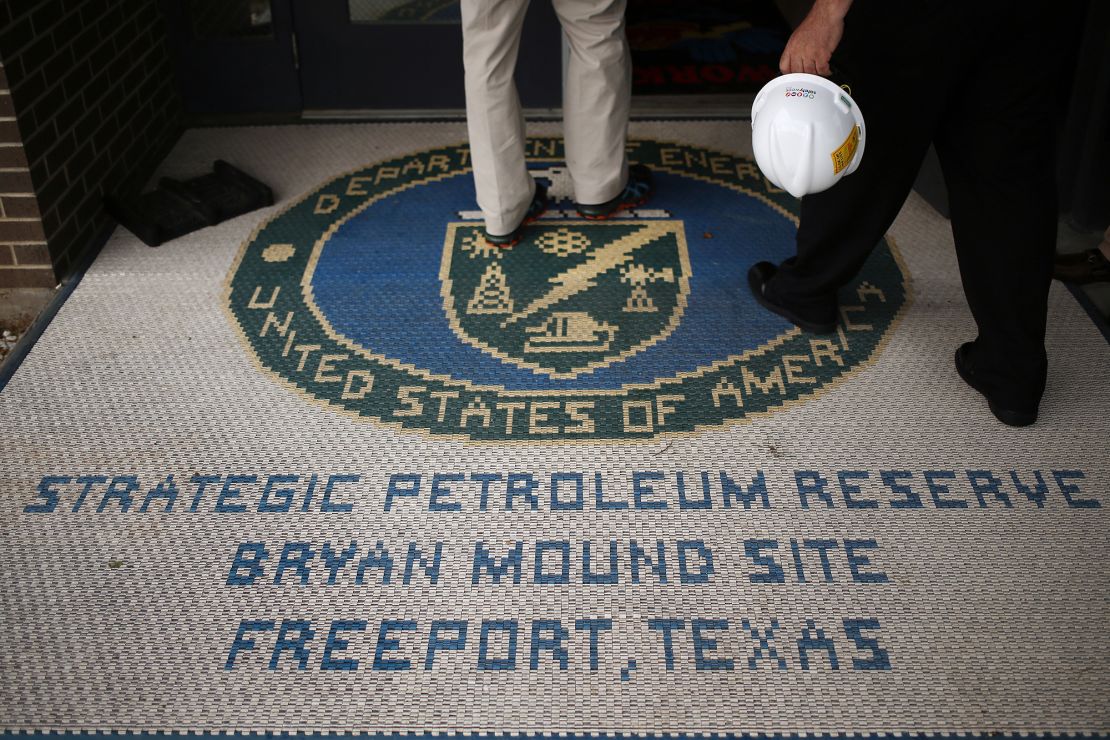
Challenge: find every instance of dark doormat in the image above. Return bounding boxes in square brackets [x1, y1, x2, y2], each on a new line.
[628, 0, 791, 95]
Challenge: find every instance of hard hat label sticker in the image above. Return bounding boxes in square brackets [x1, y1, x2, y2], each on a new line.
[831, 125, 861, 175]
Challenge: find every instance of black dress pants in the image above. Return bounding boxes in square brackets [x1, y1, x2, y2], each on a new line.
[765, 1, 1060, 408]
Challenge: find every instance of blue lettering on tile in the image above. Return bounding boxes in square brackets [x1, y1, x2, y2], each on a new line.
[795, 471, 833, 509]
[838, 470, 876, 508]
[744, 539, 785, 584]
[677, 540, 714, 584]
[966, 470, 1011, 508]
[226, 543, 268, 586]
[425, 620, 468, 669]
[189, 475, 221, 512]
[270, 619, 315, 670]
[742, 618, 787, 670]
[803, 539, 839, 582]
[630, 540, 668, 584]
[583, 540, 619, 584]
[797, 618, 839, 670]
[534, 540, 571, 584]
[403, 542, 443, 584]
[882, 470, 922, 509]
[225, 619, 274, 669]
[385, 473, 420, 512]
[506, 473, 539, 511]
[477, 620, 518, 670]
[215, 475, 255, 513]
[720, 470, 770, 509]
[594, 471, 627, 510]
[97, 475, 138, 513]
[842, 617, 890, 670]
[550, 472, 585, 511]
[429, 473, 464, 512]
[472, 541, 524, 584]
[139, 475, 180, 513]
[1055, 470, 1099, 508]
[471, 473, 502, 511]
[355, 541, 394, 584]
[574, 618, 613, 671]
[843, 539, 888, 583]
[258, 474, 299, 513]
[925, 470, 964, 508]
[633, 471, 667, 510]
[677, 471, 711, 510]
[647, 618, 685, 670]
[1010, 470, 1048, 508]
[692, 618, 733, 670]
[373, 619, 416, 670]
[322, 541, 359, 584]
[322, 619, 366, 671]
[320, 474, 358, 512]
[274, 542, 314, 585]
[530, 619, 569, 669]
[25, 476, 68, 514]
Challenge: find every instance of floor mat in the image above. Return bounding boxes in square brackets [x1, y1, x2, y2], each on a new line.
[628, 0, 789, 95]
[0, 121, 1107, 737]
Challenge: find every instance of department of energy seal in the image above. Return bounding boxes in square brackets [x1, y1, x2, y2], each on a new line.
[225, 138, 908, 442]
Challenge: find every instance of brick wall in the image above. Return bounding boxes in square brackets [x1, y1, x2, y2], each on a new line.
[0, 0, 184, 288]
[0, 60, 51, 288]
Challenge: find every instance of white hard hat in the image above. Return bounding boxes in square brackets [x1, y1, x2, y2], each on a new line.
[750, 73, 866, 198]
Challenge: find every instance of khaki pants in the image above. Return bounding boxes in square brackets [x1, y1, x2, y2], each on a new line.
[461, 0, 631, 236]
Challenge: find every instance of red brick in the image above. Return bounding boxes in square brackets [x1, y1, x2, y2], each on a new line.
[0, 120, 23, 145]
[0, 195, 39, 218]
[0, 245, 12, 266]
[0, 219, 45, 241]
[0, 145, 29, 168]
[11, 241, 49, 265]
[0, 265, 56, 288]
[0, 169, 33, 193]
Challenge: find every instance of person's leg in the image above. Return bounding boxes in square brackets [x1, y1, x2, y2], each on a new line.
[933, 3, 1059, 413]
[759, 2, 953, 323]
[461, 0, 534, 237]
[552, 0, 630, 205]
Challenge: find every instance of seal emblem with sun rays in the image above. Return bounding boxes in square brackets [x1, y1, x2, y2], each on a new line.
[442, 219, 691, 379]
[226, 138, 908, 441]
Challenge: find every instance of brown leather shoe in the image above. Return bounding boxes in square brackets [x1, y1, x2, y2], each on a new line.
[1053, 247, 1110, 284]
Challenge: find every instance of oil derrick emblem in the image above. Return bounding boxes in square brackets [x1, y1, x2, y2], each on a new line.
[466, 262, 514, 315]
[621, 264, 676, 313]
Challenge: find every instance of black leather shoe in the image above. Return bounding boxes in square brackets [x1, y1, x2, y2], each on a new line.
[484, 182, 548, 248]
[576, 164, 653, 219]
[954, 342, 1038, 427]
[1053, 247, 1110, 284]
[747, 261, 837, 334]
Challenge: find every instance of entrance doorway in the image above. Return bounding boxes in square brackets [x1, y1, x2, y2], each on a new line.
[163, 0, 562, 116]
[164, 0, 794, 118]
